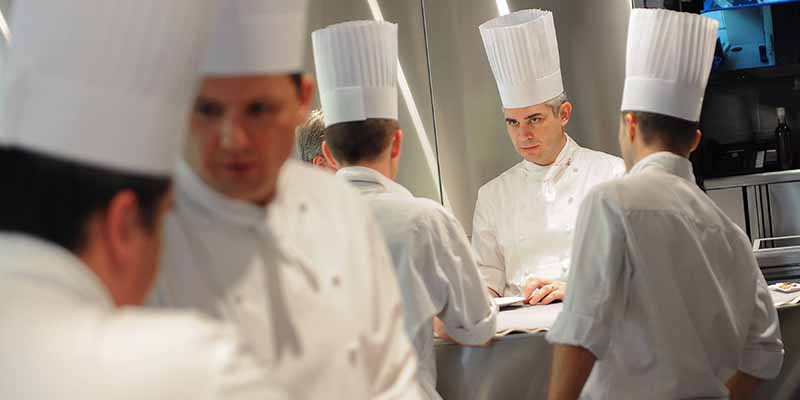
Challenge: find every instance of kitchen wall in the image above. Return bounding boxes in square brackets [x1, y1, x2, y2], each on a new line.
[303, 0, 633, 232]
[702, 76, 800, 145]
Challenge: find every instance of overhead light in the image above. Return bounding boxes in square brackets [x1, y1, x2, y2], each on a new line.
[496, 0, 511, 16]
[0, 9, 10, 43]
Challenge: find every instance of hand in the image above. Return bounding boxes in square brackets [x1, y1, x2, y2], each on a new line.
[524, 278, 566, 305]
[433, 317, 453, 342]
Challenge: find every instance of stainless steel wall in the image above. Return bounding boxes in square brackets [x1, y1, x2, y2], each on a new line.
[305, 1, 633, 231]
[424, 0, 632, 232]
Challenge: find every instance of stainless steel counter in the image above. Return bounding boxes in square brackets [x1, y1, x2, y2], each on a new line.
[436, 300, 800, 399]
[705, 169, 800, 190]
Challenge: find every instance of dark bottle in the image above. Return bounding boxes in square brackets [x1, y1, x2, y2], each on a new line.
[775, 107, 793, 170]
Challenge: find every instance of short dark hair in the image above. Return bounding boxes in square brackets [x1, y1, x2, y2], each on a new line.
[0, 147, 171, 253]
[624, 111, 698, 153]
[324, 118, 399, 165]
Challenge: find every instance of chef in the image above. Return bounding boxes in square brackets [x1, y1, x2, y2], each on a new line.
[148, 2, 423, 398]
[546, 9, 783, 400]
[475, 9, 625, 303]
[0, 1, 286, 399]
[313, 21, 497, 400]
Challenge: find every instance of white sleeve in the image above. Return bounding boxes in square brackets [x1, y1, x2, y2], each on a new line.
[424, 209, 497, 345]
[471, 187, 506, 295]
[739, 269, 784, 379]
[546, 188, 627, 360]
[361, 214, 424, 400]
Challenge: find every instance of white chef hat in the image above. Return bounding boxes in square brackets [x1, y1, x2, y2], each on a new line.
[621, 9, 719, 122]
[480, 9, 563, 109]
[1, 0, 216, 176]
[202, 0, 309, 76]
[312, 21, 398, 127]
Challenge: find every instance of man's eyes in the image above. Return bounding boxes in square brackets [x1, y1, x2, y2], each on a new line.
[245, 102, 278, 117]
[195, 101, 224, 118]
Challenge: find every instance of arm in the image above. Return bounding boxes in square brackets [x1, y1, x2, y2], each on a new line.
[471, 188, 506, 296]
[737, 253, 784, 381]
[726, 371, 762, 400]
[426, 209, 497, 346]
[545, 188, 627, 396]
[547, 344, 597, 400]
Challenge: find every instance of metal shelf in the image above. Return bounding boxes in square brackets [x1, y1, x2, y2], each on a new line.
[704, 169, 800, 190]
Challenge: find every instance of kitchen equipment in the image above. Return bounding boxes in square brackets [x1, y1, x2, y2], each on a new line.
[753, 235, 800, 283]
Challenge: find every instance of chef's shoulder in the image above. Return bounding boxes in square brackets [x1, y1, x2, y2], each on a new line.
[577, 147, 626, 178]
[97, 308, 280, 398]
[279, 159, 364, 207]
[586, 170, 719, 221]
[476, 161, 527, 200]
[397, 195, 464, 238]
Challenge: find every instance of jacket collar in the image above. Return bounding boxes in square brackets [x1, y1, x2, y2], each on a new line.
[629, 151, 695, 182]
[336, 166, 414, 198]
[175, 161, 270, 229]
[0, 233, 113, 307]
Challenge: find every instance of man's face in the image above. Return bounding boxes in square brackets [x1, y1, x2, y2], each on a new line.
[503, 102, 568, 166]
[186, 75, 311, 205]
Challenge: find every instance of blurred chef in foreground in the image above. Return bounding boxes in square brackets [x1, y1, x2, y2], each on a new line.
[476, 9, 625, 304]
[0, 1, 287, 398]
[296, 109, 336, 172]
[314, 20, 497, 400]
[149, 1, 422, 398]
[546, 9, 784, 400]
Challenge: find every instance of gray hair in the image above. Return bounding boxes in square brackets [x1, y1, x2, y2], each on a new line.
[544, 92, 568, 115]
[296, 109, 326, 163]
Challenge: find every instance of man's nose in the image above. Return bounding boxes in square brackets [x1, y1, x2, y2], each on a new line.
[220, 117, 251, 151]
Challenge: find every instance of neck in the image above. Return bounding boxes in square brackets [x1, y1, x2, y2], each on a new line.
[631, 146, 689, 168]
[79, 235, 124, 307]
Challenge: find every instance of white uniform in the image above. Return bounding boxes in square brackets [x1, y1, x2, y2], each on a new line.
[471, 136, 624, 295]
[0, 233, 286, 400]
[338, 166, 497, 400]
[151, 160, 422, 399]
[546, 152, 784, 399]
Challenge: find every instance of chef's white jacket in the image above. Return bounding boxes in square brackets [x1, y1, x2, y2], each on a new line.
[547, 152, 784, 399]
[0, 233, 286, 400]
[338, 166, 497, 400]
[472, 135, 625, 295]
[150, 160, 422, 399]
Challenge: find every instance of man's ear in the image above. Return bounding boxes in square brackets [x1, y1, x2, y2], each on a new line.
[321, 141, 339, 170]
[623, 112, 638, 145]
[390, 129, 403, 160]
[689, 129, 703, 154]
[312, 154, 327, 168]
[559, 101, 573, 128]
[101, 190, 141, 273]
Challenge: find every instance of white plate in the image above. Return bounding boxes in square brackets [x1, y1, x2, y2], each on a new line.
[770, 282, 800, 293]
[493, 296, 526, 308]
